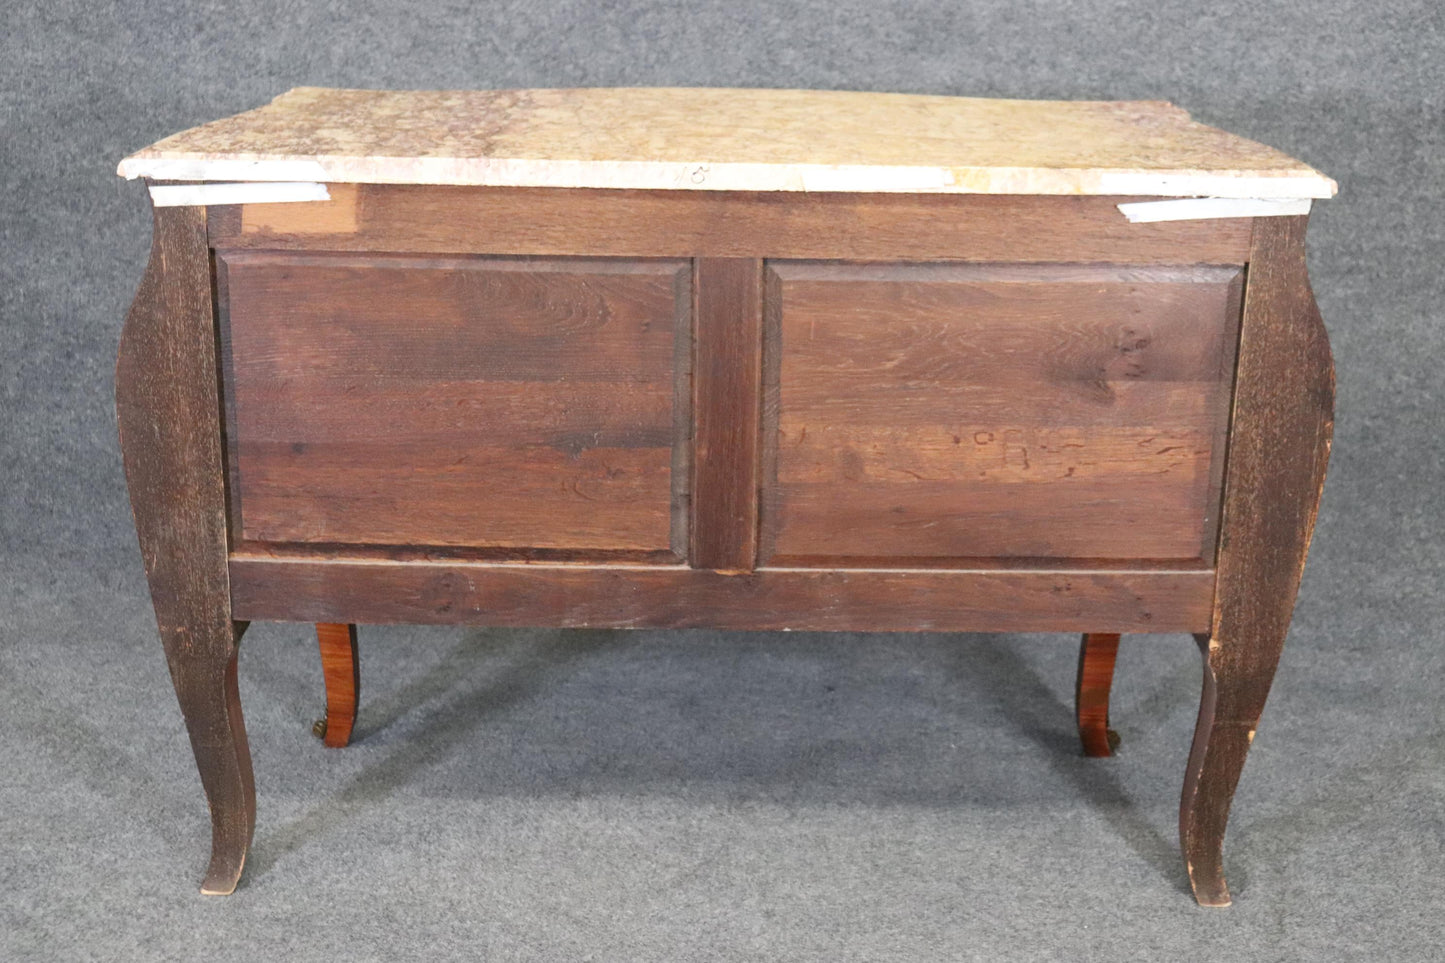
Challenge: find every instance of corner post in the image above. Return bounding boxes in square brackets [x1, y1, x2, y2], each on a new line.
[116, 198, 254, 895]
[1181, 215, 1335, 906]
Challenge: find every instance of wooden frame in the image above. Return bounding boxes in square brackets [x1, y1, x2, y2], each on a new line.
[119, 186, 1332, 904]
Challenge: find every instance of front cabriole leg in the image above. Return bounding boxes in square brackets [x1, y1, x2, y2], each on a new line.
[116, 199, 255, 895]
[1181, 215, 1334, 907]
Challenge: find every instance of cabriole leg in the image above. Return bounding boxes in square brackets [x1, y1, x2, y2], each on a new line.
[313, 623, 360, 747]
[167, 644, 256, 895]
[1075, 632, 1121, 757]
[1180, 630, 1283, 906]
[117, 200, 254, 894]
[1179, 215, 1334, 906]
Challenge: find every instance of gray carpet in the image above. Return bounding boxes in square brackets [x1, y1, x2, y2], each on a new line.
[2, 1, 1443, 959]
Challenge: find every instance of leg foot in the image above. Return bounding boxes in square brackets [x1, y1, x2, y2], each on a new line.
[1179, 633, 1259, 908]
[1075, 632, 1121, 757]
[172, 647, 256, 896]
[314, 623, 359, 748]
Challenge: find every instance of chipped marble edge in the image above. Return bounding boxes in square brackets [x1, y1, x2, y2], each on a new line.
[118, 155, 1338, 199]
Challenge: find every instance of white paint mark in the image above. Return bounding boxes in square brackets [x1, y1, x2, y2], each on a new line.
[1117, 197, 1312, 223]
[148, 182, 331, 207]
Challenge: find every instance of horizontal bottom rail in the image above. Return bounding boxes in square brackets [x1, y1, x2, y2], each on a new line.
[230, 557, 1213, 633]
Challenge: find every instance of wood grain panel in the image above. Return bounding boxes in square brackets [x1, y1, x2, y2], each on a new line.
[229, 557, 1216, 634]
[763, 262, 1242, 563]
[208, 186, 1252, 264]
[219, 251, 690, 553]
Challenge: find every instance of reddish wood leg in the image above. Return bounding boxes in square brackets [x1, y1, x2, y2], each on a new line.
[117, 202, 255, 894]
[1075, 633, 1121, 757]
[1179, 216, 1334, 906]
[313, 623, 360, 747]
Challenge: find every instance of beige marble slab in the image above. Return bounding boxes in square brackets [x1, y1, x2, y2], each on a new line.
[117, 87, 1336, 198]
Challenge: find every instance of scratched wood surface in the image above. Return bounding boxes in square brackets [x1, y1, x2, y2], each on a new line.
[761, 262, 1243, 564]
[219, 252, 689, 554]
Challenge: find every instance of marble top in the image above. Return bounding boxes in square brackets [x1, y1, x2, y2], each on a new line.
[117, 87, 1336, 198]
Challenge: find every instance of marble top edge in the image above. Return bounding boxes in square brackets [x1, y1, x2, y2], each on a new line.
[116, 86, 1337, 198]
[278, 84, 1199, 113]
[116, 155, 1338, 199]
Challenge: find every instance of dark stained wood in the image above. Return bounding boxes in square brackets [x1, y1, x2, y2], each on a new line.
[314, 623, 359, 748]
[115, 201, 254, 895]
[1075, 633, 1122, 757]
[228, 557, 1215, 633]
[207, 186, 1253, 264]
[218, 251, 689, 554]
[1180, 215, 1334, 907]
[691, 259, 764, 571]
[761, 262, 1243, 564]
